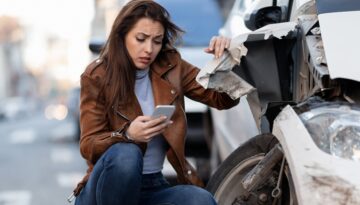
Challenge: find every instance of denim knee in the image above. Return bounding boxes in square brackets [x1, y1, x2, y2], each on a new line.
[174, 185, 217, 205]
[75, 143, 143, 205]
[189, 186, 217, 205]
[102, 143, 143, 177]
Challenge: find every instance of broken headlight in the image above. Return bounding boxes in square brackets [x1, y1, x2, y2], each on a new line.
[299, 105, 360, 162]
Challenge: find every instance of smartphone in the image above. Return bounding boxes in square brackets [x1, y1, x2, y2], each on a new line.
[151, 105, 175, 122]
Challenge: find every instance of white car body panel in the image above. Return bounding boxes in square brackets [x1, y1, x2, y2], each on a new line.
[319, 11, 360, 81]
[211, 97, 259, 160]
[273, 105, 360, 205]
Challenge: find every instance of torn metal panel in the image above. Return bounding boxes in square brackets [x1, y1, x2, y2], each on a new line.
[196, 22, 298, 100]
[196, 37, 250, 100]
[207, 71, 255, 101]
[303, 35, 329, 86]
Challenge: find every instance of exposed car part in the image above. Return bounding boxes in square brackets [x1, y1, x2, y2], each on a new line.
[207, 134, 297, 205]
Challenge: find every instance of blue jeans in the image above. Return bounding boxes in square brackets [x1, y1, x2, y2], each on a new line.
[75, 143, 217, 205]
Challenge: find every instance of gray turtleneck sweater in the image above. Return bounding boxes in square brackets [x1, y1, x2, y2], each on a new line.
[135, 68, 168, 174]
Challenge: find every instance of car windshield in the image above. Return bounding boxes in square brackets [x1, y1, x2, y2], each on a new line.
[156, 0, 223, 47]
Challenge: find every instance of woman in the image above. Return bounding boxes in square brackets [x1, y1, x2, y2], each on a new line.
[73, 0, 239, 204]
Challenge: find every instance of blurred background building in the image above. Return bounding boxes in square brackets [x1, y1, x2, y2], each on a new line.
[0, 0, 94, 120]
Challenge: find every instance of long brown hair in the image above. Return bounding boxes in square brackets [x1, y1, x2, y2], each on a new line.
[99, 0, 183, 115]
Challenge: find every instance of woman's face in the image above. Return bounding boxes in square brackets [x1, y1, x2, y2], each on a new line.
[125, 17, 164, 69]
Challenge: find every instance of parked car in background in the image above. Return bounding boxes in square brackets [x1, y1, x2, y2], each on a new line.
[0, 97, 37, 121]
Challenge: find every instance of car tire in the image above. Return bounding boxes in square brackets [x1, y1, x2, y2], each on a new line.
[206, 133, 297, 205]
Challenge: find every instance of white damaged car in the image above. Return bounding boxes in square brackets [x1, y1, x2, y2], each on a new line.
[203, 0, 360, 204]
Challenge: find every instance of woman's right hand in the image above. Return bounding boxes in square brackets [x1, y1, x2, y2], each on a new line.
[125, 115, 173, 142]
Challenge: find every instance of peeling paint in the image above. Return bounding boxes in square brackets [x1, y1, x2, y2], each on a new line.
[253, 22, 297, 40]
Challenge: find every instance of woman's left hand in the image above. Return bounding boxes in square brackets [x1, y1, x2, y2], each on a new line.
[204, 36, 231, 59]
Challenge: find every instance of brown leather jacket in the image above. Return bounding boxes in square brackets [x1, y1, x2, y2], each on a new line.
[73, 49, 239, 196]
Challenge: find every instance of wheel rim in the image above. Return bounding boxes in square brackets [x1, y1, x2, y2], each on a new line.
[214, 154, 297, 205]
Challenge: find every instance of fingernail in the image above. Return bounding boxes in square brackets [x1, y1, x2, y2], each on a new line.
[169, 120, 173, 124]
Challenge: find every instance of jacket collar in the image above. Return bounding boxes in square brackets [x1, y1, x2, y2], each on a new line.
[151, 49, 178, 77]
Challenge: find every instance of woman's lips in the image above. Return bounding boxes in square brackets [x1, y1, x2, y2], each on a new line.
[139, 57, 151, 64]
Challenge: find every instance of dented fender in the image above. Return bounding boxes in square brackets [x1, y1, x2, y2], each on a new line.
[272, 105, 360, 205]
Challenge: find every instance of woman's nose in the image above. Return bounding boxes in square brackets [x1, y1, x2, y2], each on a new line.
[144, 42, 153, 54]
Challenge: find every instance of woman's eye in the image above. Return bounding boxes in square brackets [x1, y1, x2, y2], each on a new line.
[154, 41, 162, 45]
[136, 38, 145, 42]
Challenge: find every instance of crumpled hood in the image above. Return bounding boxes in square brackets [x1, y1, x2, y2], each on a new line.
[317, 0, 360, 81]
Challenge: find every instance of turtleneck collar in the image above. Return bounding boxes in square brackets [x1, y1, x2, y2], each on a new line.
[136, 68, 150, 80]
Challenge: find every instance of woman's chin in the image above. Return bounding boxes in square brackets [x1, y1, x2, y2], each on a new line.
[136, 63, 150, 70]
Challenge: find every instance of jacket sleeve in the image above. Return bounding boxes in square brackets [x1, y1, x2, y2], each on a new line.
[79, 74, 130, 164]
[180, 59, 240, 110]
